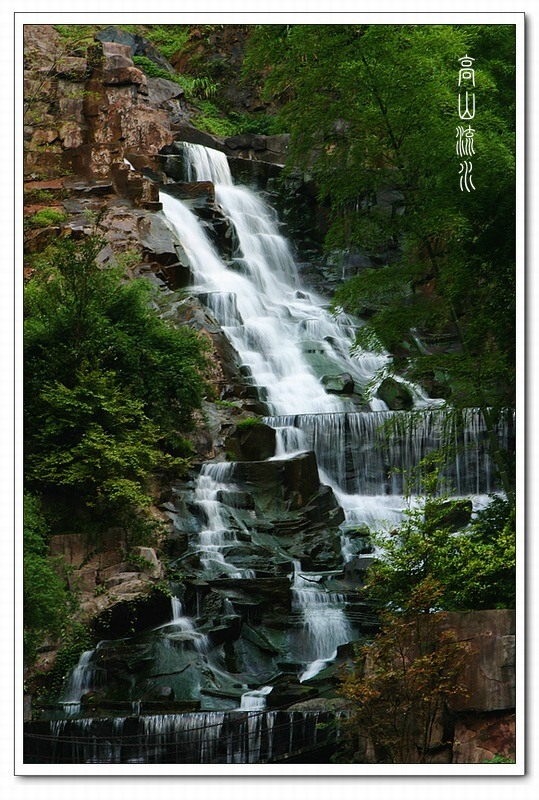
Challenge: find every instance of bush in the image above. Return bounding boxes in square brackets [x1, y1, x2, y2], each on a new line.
[363, 475, 515, 613]
[338, 579, 468, 764]
[23, 493, 70, 663]
[236, 416, 264, 429]
[24, 235, 208, 529]
[27, 208, 67, 228]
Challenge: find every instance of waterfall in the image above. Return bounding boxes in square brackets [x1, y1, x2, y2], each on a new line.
[291, 561, 352, 681]
[191, 462, 255, 579]
[157, 142, 512, 690]
[27, 711, 334, 764]
[163, 598, 209, 653]
[59, 646, 104, 716]
[160, 176, 391, 414]
[266, 409, 513, 496]
[239, 686, 273, 711]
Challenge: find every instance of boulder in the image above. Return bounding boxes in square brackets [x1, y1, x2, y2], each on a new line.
[165, 126, 227, 152]
[235, 452, 320, 512]
[92, 586, 172, 638]
[321, 372, 356, 394]
[375, 377, 414, 410]
[95, 26, 175, 74]
[146, 76, 185, 107]
[131, 547, 162, 579]
[452, 712, 516, 764]
[225, 421, 276, 461]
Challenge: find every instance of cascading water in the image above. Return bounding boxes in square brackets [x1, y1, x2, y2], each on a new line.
[191, 462, 255, 579]
[291, 561, 352, 681]
[239, 686, 273, 711]
[163, 598, 210, 653]
[59, 647, 103, 717]
[161, 151, 391, 416]
[43, 141, 510, 764]
[158, 142, 509, 685]
[26, 710, 334, 764]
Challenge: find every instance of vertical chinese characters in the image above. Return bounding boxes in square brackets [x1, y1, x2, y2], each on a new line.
[457, 55, 476, 191]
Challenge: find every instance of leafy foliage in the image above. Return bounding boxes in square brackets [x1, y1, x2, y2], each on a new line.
[23, 494, 71, 663]
[235, 416, 265, 429]
[338, 579, 468, 763]
[24, 235, 208, 528]
[27, 208, 67, 228]
[364, 483, 515, 613]
[246, 24, 516, 417]
[133, 25, 190, 61]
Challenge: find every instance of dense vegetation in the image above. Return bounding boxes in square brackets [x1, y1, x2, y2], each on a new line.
[24, 26, 516, 758]
[245, 24, 515, 424]
[25, 235, 208, 527]
[23, 493, 71, 663]
[23, 234, 208, 658]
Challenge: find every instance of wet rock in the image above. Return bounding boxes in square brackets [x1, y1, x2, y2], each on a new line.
[162, 181, 215, 204]
[266, 680, 318, 708]
[165, 126, 227, 152]
[343, 556, 375, 583]
[424, 499, 473, 532]
[234, 452, 320, 512]
[376, 377, 414, 410]
[216, 488, 255, 509]
[321, 372, 355, 395]
[225, 421, 276, 461]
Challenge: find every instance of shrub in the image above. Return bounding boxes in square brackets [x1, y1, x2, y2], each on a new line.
[23, 493, 71, 664]
[338, 579, 468, 763]
[236, 416, 264, 429]
[27, 208, 67, 228]
[24, 235, 208, 529]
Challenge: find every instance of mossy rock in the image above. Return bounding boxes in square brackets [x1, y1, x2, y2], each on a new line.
[376, 377, 414, 410]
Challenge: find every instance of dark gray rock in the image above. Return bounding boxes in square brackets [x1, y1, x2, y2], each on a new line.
[321, 372, 356, 395]
[226, 418, 276, 461]
[96, 26, 175, 73]
[376, 377, 414, 410]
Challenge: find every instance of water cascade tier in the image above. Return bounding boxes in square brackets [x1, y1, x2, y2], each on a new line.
[24, 710, 336, 764]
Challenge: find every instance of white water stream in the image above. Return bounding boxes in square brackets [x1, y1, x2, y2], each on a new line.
[57, 143, 510, 718]
[156, 142, 505, 683]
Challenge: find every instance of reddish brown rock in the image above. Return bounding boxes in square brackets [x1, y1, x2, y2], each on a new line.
[442, 610, 516, 713]
[452, 712, 516, 764]
[68, 568, 97, 593]
[49, 533, 90, 568]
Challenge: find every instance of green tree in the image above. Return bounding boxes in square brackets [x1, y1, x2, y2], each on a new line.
[23, 493, 70, 663]
[24, 235, 208, 527]
[364, 482, 515, 613]
[338, 579, 468, 764]
[27, 368, 164, 515]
